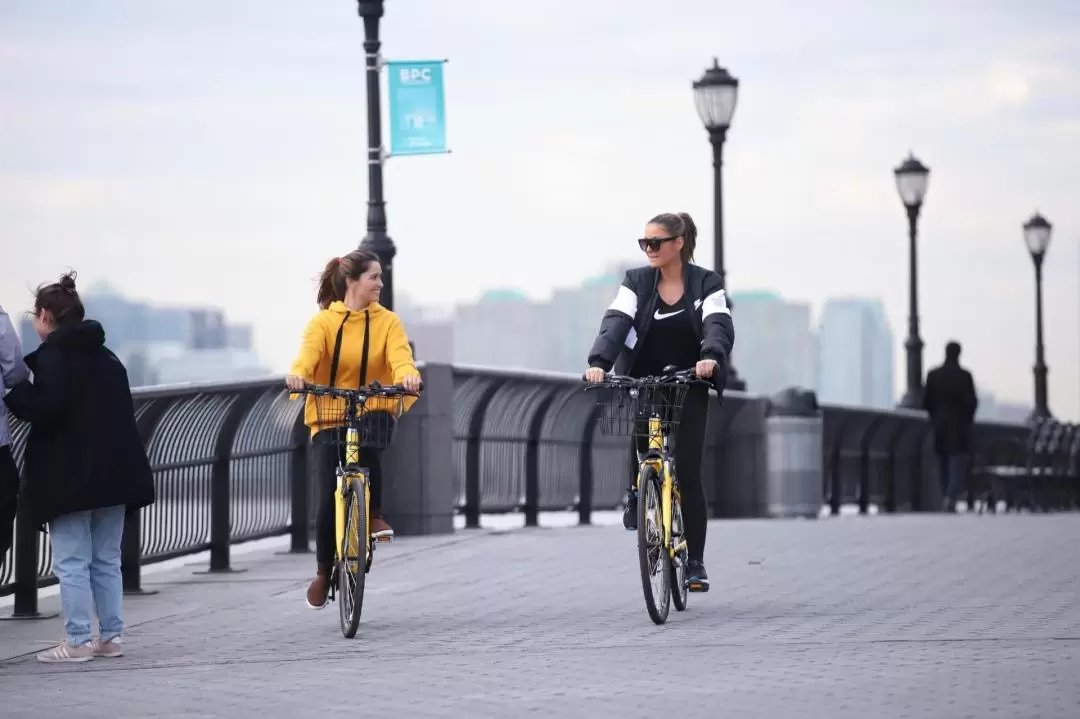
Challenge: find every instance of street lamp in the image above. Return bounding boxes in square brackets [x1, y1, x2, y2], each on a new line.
[693, 58, 744, 391]
[1023, 212, 1052, 419]
[894, 152, 930, 409]
[357, 0, 397, 310]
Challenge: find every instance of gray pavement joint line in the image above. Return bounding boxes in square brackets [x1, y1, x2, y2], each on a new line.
[0, 531, 496, 662]
[4, 635, 1080, 676]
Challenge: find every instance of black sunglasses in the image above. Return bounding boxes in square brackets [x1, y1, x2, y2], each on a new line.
[637, 236, 678, 252]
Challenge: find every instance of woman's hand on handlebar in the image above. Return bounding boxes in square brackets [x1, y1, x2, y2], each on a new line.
[401, 373, 422, 394]
[285, 375, 306, 392]
[694, 359, 718, 379]
[584, 367, 606, 384]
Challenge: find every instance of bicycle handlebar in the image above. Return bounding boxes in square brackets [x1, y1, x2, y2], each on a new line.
[581, 366, 710, 387]
[294, 380, 422, 399]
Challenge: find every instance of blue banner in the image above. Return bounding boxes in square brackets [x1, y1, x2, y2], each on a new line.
[387, 60, 448, 156]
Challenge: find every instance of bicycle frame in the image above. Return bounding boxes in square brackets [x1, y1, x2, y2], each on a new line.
[333, 424, 371, 569]
[303, 381, 414, 572]
[299, 379, 420, 637]
[636, 414, 686, 560]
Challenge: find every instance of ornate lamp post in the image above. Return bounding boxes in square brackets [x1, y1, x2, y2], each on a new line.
[894, 152, 930, 408]
[356, 0, 396, 310]
[1023, 212, 1053, 419]
[693, 58, 744, 390]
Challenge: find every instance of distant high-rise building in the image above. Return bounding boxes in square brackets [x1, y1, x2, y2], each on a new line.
[816, 298, 894, 408]
[188, 309, 227, 350]
[727, 291, 815, 395]
[152, 347, 268, 385]
[976, 391, 1031, 424]
[18, 282, 266, 387]
[17, 316, 35, 354]
[123, 348, 155, 388]
[443, 264, 634, 374]
[395, 295, 454, 364]
[548, 264, 634, 374]
[227, 324, 254, 351]
[453, 289, 554, 369]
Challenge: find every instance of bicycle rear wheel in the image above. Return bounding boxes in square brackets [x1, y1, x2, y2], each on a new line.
[338, 475, 368, 639]
[637, 464, 670, 625]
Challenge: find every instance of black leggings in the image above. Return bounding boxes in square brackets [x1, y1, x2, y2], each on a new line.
[630, 384, 710, 562]
[312, 429, 383, 567]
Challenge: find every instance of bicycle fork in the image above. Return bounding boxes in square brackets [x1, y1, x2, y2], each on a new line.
[333, 470, 347, 563]
[646, 416, 687, 560]
[335, 428, 363, 563]
[661, 463, 688, 559]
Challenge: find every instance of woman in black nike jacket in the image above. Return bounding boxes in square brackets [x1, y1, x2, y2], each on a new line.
[585, 212, 734, 591]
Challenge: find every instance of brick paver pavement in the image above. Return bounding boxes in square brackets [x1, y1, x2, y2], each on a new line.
[1, 514, 1079, 718]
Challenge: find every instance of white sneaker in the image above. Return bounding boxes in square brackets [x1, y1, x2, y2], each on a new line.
[37, 641, 94, 663]
[93, 636, 123, 658]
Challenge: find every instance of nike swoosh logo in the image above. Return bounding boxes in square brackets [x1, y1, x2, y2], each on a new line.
[654, 308, 684, 320]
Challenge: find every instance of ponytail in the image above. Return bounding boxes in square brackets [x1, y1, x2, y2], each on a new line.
[314, 250, 381, 309]
[677, 212, 698, 263]
[316, 257, 346, 309]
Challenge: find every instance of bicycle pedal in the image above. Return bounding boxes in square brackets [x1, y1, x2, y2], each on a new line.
[373, 534, 394, 544]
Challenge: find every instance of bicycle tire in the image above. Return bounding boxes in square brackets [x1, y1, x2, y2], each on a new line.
[338, 476, 368, 639]
[637, 464, 671, 625]
[670, 498, 689, 612]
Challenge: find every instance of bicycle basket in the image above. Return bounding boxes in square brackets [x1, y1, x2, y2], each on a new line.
[312, 394, 402, 451]
[355, 407, 399, 450]
[312, 393, 349, 433]
[593, 382, 691, 439]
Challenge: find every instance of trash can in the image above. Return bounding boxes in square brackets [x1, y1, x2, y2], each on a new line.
[763, 387, 823, 519]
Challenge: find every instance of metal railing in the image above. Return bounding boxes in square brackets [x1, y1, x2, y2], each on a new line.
[992, 416, 1080, 511]
[1, 363, 1055, 618]
[1, 378, 309, 617]
[448, 365, 1033, 520]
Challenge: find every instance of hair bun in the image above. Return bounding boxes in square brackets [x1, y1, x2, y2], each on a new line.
[59, 272, 78, 292]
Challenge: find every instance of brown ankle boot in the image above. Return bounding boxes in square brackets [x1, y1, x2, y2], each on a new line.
[371, 515, 394, 540]
[305, 563, 332, 609]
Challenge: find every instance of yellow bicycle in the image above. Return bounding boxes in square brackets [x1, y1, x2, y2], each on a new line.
[301, 380, 419, 638]
[585, 367, 707, 624]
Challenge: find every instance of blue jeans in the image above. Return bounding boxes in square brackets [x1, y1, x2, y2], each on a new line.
[49, 505, 126, 646]
[937, 454, 969, 502]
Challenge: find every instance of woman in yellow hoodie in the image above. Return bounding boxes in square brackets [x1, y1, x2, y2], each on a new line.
[285, 249, 421, 610]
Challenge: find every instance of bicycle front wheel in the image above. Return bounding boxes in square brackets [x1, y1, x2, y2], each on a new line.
[338, 475, 368, 639]
[670, 498, 689, 612]
[636, 464, 671, 625]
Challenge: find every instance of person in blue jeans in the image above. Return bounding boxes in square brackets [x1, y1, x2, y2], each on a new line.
[5, 272, 155, 663]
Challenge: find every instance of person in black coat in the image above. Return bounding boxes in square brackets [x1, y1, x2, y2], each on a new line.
[923, 340, 978, 512]
[5, 272, 155, 663]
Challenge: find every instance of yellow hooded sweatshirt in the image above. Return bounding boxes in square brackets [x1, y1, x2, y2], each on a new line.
[289, 301, 419, 436]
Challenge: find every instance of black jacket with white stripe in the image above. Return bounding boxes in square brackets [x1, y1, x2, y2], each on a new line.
[587, 263, 735, 392]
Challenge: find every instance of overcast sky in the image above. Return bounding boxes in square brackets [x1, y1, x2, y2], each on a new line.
[2, 0, 1078, 418]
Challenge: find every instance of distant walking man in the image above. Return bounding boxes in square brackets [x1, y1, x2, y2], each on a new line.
[923, 341, 978, 512]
